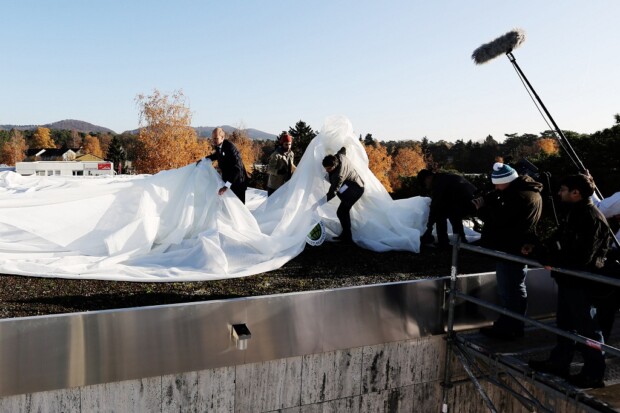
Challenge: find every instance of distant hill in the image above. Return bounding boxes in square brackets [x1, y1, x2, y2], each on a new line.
[1, 119, 277, 140]
[129, 125, 277, 140]
[0, 119, 115, 134]
[193, 125, 277, 140]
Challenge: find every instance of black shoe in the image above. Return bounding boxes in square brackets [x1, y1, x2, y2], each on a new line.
[479, 326, 524, 340]
[567, 373, 605, 389]
[528, 359, 569, 379]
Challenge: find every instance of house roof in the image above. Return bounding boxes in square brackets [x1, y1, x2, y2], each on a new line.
[26, 148, 79, 157]
[76, 154, 105, 161]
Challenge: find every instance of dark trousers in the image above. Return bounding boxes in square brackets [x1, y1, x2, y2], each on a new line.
[434, 200, 473, 245]
[231, 182, 247, 204]
[267, 187, 276, 197]
[336, 182, 364, 239]
[435, 213, 467, 245]
[494, 260, 527, 333]
[591, 288, 620, 343]
[549, 282, 605, 379]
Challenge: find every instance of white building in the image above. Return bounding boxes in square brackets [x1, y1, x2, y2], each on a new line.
[16, 160, 114, 176]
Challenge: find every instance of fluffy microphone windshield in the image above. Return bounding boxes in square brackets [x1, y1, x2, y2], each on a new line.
[472, 29, 526, 65]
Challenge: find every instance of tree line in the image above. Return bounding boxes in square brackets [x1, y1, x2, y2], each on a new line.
[1, 90, 618, 197]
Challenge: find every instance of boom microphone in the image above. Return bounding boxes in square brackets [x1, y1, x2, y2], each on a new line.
[472, 29, 526, 64]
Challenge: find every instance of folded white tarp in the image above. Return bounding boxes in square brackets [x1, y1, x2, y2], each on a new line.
[0, 116, 430, 281]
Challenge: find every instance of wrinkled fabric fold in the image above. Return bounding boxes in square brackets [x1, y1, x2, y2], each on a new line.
[0, 116, 430, 281]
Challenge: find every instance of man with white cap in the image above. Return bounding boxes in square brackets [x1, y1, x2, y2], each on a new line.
[472, 161, 543, 339]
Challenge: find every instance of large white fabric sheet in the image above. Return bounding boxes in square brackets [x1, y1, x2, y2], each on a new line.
[0, 116, 430, 281]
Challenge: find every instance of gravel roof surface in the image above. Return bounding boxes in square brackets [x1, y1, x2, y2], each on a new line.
[0, 242, 495, 319]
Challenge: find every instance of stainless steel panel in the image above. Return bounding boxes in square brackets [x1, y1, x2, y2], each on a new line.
[450, 268, 557, 331]
[0, 270, 557, 398]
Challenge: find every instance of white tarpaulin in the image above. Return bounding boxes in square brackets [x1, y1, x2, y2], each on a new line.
[596, 191, 620, 240]
[0, 116, 430, 281]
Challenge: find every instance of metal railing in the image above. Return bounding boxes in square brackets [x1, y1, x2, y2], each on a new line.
[441, 238, 620, 413]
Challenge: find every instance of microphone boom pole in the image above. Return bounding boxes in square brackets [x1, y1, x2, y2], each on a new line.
[473, 29, 619, 248]
[505, 51, 589, 176]
[472, 29, 598, 195]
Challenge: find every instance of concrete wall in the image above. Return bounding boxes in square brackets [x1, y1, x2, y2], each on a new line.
[0, 335, 592, 413]
[0, 336, 444, 413]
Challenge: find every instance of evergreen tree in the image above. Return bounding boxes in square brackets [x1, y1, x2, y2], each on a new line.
[288, 120, 317, 161]
[364, 133, 376, 147]
[107, 135, 127, 174]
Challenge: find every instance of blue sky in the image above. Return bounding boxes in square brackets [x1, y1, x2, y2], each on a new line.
[2, 1, 619, 142]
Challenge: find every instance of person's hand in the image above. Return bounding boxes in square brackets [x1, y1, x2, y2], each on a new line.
[218, 186, 228, 196]
[472, 197, 485, 210]
[521, 244, 534, 256]
[544, 265, 552, 271]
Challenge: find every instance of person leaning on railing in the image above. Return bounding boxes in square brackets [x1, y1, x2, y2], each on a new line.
[523, 173, 612, 389]
[472, 162, 543, 340]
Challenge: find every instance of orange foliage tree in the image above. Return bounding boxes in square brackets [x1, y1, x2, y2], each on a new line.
[364, 142, 392, 192]
[0, 129, 27, 165]
[31, 127, 56, 148]
[535, 137, 559, 155]
[388, 146, 426, 190]
[229, 129, 257, 172]
[98, 133, 113, 157]
[82, 135, 105, 158]
[134, 89, 207, 174]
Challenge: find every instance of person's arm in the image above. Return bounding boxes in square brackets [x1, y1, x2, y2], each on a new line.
[568, 215, 609, 269]
[326, 169, 345, 201]
[266, 152, 282, 175]
[337, 146, 346, 156]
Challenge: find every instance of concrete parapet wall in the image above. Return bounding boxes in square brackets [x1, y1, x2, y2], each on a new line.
[0, 271, 568, 412]
[0, 336, 444, 413]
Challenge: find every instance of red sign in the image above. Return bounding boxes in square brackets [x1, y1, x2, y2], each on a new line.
[98, 163, 112, 170]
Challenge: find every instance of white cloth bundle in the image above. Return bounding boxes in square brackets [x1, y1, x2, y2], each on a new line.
[0, 116, 430, 281]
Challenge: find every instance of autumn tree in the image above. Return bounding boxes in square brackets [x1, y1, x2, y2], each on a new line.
[0, 129, 27, 165]
[535, 137, 559, 155]
[134, 89, 206, 174]
[388, 146, 426, 190]
[364, 142, 392, 192]
[98, 132, 113, 157]
[229, 129, 256, 172]
[82, 135, 104, 158]
[31, 127, 56, 148]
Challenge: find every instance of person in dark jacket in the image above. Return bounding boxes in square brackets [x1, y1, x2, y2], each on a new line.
[417, 169, 477, 248]
[198, 127, 248, 204]
[472, 162, 543, 339]
[322, 147, 364, 242]
[525, 174, 610, 388]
